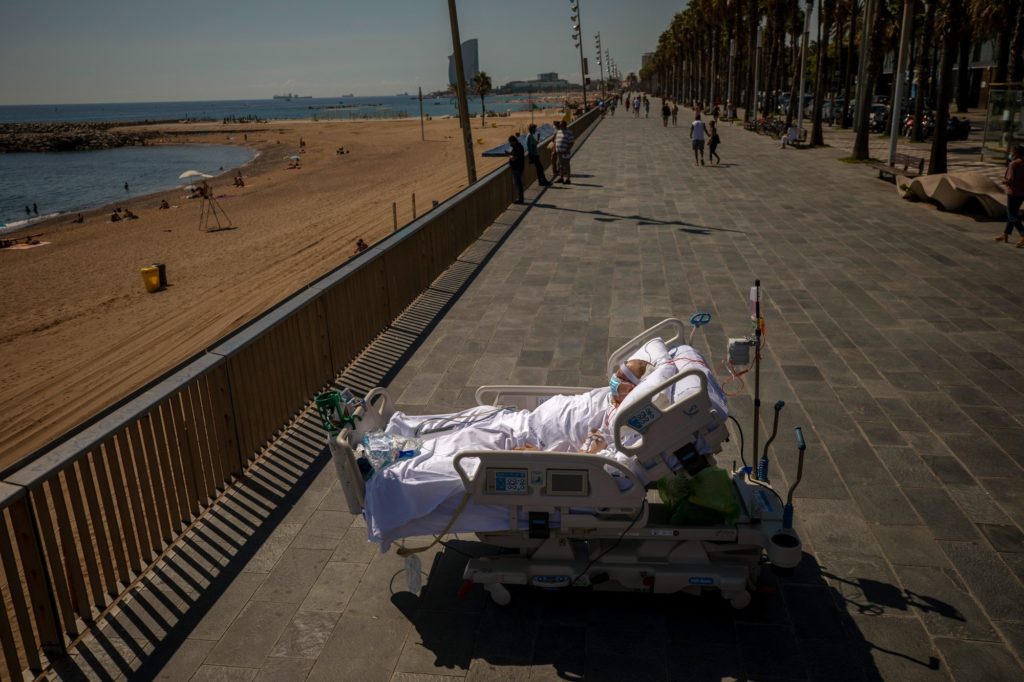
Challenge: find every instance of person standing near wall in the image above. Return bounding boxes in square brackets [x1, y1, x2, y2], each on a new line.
[671, 102, 679, 127]
[526, 124, 549, 187]
[507, 135, 526, 203]
[661, 101, 671, 127]
[554, 122, 575, 184]
[996, 144, 1024, 247]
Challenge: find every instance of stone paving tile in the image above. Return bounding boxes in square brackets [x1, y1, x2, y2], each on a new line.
[204, 600, 300, 668]
[253, 657, 316, 682]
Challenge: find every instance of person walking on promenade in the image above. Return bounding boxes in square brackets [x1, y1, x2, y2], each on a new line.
[996, 144, 1024, 247]
[549, 121, 561, 180]
[708, 119, 722, 164]
[554, 122, 575, 183]
[671, 102, 679, 126]
[526, 124, 549, 186]
[661, 101, 671, 127]
[690, 112, 708, 167]
[507, 135, 526, 203]
[644, 96, 650, 118]
[633, 96, 641, 118]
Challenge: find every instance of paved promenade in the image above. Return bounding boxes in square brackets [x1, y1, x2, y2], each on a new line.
[61, 111, 1023, 681]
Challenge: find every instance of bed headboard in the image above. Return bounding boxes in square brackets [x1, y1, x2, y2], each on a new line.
[606, 318, 686, 376]
[610, 368, 727, 481]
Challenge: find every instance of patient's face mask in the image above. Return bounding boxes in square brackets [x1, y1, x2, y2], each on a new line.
[609, 375, 622, 397]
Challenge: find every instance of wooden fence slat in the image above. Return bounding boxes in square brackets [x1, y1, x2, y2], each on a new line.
[212, 363, 243, 477]
[106, 435, 143, 574]
[139, 416, 174, 544]
[183, 382, 214, 503]
[45, 475, 93, 625]
[125, 423, 166, 555]
[61, 462, 105, 608]
[7, 497, 60, 658]
[199, 371, 227, 484]
[0, 512, 41, 672]
[74, 456, 118, 593]
[32, 486, 80, 635]
[153, 401, 190, 528]
[168, 393, 201, 519]
[0, 574, 23, 681]
[92, 443, 132, 587]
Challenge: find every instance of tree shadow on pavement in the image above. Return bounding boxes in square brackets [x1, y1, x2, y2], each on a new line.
[532, 204, 745, 234]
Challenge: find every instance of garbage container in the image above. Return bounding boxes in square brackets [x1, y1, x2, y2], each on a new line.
[140, 266, 161, 293]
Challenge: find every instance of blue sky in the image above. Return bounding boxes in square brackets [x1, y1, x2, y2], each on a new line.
[0, 0, 685, 105]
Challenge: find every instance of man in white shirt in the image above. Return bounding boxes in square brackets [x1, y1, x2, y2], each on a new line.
[690, 113, 708, 166]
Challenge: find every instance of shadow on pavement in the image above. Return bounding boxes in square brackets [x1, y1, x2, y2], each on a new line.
[394, 542, 957, 681]
[532, 203, 745, 234]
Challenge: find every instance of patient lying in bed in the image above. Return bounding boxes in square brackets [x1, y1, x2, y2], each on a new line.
[363, 338, 728, 547]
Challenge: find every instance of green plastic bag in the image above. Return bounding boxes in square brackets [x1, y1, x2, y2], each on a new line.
[657, 467, 741, 526]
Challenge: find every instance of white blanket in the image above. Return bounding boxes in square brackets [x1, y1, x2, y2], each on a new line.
[363, 344, 728, 548]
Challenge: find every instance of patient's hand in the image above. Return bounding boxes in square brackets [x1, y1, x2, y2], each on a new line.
[580, 430, 607, 454]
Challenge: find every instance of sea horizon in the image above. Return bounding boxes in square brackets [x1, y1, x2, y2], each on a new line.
[0, 94, 563, 125]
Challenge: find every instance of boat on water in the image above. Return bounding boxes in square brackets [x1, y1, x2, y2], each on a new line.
[341, 93, 354, 98]
[272, 93, 313, 101]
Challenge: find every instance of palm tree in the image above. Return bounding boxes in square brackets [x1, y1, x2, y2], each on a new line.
[473, 72, 492, 127]
[929, 0, 966, 173]
[811, 0, 833, 145]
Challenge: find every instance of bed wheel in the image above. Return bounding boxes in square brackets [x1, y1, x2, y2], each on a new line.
[726, 590, 751, 610]
[485, 583, 511, 606]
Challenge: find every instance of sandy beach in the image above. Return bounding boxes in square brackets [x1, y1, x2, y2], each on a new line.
[0, 112, 546, 470]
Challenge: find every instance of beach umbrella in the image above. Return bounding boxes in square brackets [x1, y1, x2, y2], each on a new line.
[178, 168, 211, 189]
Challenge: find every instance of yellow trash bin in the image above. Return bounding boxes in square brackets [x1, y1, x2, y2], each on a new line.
[140, 266, 161, 293]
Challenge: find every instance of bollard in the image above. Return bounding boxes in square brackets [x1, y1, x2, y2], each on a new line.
[392, 202, 398, 231]
[412, 193, 416, 219]
[432, 200, 439, 208]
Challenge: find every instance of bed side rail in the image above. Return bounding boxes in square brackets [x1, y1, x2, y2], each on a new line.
[324, 387, 394, 514]
[475, 385, 592, 409]
[452, 450, 646, 524]
[606, 318, 686, 375]
[611, 368, 726, 479]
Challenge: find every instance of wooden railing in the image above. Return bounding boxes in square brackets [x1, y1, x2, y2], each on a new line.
[0, 107, 603, 680]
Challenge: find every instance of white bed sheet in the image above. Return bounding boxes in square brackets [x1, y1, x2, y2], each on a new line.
[363, 344, 728, 549]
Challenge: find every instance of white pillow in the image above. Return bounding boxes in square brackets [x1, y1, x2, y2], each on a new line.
[617, 338, 677, 414]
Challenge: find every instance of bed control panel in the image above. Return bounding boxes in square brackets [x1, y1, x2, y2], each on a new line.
[486, 468, 529, 495]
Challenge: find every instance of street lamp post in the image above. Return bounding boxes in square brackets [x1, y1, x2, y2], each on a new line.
[595, 33, 605, 101]
[570, 1, 588, 109]
[447, 0, 476, 184]
[888, 0, 914, 165]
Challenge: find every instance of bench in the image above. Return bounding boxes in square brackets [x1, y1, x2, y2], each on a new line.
[789, 128, 809, 148]
[877, 152, 926, 182]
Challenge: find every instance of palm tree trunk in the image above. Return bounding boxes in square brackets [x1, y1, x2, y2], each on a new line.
[955, 30, 970, 112]
[912, 0, 936, 141]
[930, 0, 964, 174]
[812, 0, 830, 145]
[480, 96, 485, 127]
[746, 0, 759, 120]
[842, 0, 858, 128]
[1011, 0, 1024, 81]
[853, 0, 883, 159]
[995, 23, 1012, 83]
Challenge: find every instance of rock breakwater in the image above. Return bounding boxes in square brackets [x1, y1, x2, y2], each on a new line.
[0, 122, 164, 153]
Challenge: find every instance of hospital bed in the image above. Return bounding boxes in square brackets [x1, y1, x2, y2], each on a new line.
[325, 318, 807, 609]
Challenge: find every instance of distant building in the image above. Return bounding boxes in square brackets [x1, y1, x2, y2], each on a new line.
[448, 39, 480, 87]
[497, 72, 577, 93]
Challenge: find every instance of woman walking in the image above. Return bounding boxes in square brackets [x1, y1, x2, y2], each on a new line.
[996, 144, 1024, 247]
[708, 119, 722, 165]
